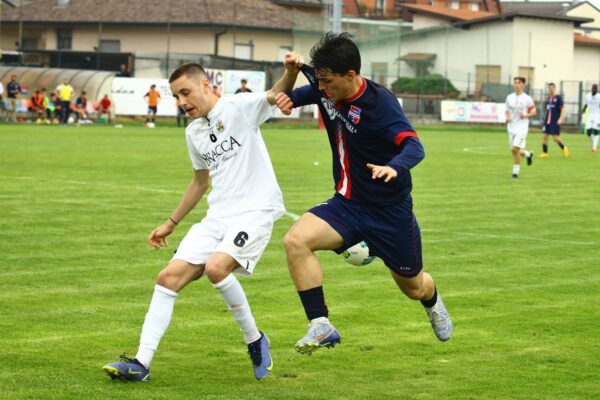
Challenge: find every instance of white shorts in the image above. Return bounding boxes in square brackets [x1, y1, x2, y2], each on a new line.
[586, 116, 600, 131]
[172, 210, 275, 276]
[508, 127, 528, 149]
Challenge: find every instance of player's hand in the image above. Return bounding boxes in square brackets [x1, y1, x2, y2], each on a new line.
[148, 222, 175, 249]
[283, 51, 304, 72]
[520, 112, 528, 118]
[558, 119, 563, 125]
[275, 92, 293, 115]
[366, 163, 397, 183]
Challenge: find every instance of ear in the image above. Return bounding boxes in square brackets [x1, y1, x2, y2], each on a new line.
[346, 70, 357, 81]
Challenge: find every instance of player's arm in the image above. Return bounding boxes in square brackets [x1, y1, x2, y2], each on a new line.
[266, 52, 304, 109]
[558, 101, 565, 125]
[367, 136, 425, 183]
[148, 169, 209, 248]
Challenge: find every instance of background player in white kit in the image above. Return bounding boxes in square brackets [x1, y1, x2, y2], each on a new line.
[581, 84, 600, 153]
[102, 56, 302, 382]
[505, 77, 536, 178]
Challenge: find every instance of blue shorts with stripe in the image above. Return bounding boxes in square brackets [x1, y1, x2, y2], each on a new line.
[309, 193, 423, 277]
[543, 123, 560, 135]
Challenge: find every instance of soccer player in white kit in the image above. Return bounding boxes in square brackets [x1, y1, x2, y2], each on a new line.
[582, 84, 600, 153]
[505, 77, 536, 178]
[102, 56, 302, 382]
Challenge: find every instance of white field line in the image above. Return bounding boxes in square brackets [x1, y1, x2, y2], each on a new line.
[8, 176, 594, 247]
[422, 228, 595, 246]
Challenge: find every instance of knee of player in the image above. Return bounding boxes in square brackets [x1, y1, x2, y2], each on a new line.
[204, 260, 230, 284]
[283, 230, 307, 253]
[156, 268, 181, 291]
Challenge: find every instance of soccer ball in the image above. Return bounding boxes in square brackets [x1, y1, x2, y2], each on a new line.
[146, 122, 155, 128]
[342, 241, 375, 266]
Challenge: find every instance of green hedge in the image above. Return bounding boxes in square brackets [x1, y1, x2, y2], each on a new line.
[391, 74, 459, 95]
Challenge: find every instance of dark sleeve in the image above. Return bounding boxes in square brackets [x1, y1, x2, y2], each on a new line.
[287, 85, 320, 108]
[386, 137, 425, 173]
[558, 96, 564, 109]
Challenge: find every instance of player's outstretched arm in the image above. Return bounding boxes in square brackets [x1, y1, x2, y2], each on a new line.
[148, 169, 209, 249]
[266, 51, 304, 105]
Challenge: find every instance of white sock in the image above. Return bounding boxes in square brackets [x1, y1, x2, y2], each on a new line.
[593, 135, 599, 150]
[311, 316, 330, 325]
[212, 274, 261, 344]
[513, 165, 520, 175]
[522, 150, 531, 158]
[135, 284, 178, 369]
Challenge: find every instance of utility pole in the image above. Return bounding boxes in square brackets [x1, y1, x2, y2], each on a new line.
[332, 0, 341, 33]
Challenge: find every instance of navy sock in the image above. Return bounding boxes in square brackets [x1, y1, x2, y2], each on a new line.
[420, 287, 438, 308]
[543, 144, 548, 153]
[298, 286, 328, 320]
[557, 142, 564, 149]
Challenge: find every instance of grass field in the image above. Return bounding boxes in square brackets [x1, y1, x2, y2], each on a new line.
[0, 122, 598, 399]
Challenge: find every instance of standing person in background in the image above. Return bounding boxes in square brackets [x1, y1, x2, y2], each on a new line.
[0, 80, 5, 120]
[235, 79, 252, 94]
[117, 64, 131, 77]
[581, 84, 600, 153]
[176, 97, 188, 128]
[144, 84, 161, 127]
[539, 82, 568, 159]
[6, 75, 22, 122]
[56, 78, 75, 124]
[505, 77, 536, 179]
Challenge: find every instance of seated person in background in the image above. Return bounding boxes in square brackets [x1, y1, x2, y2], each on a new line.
[75, 91, 89, 121]
[47, 93, 61, 123]
[31, 90, 46, 122]
[96, 94, 112, 123]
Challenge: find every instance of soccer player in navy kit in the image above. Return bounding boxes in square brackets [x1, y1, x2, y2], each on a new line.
[539, 83, 569, 158]
[275, 33, 452, 355]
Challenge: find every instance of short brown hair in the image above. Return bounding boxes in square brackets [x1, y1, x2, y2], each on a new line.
[169, 63, 207, 83]
[514, 76, 526, 84]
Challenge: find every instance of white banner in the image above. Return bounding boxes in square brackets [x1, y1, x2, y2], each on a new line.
[112, 78, 176, 116]
[111, 69, 267, 116]
[441, 100, 506, 123]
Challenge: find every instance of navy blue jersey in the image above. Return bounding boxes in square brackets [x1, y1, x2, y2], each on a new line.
[544, 95, 564, 126]
[287, 66, 424, 206]
[6, 82, 21, 98]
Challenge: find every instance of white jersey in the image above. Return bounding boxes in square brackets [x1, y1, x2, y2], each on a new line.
[585, 93, 600, 121]
[185, 92, 284, 219]
[505, 92, 535, 132]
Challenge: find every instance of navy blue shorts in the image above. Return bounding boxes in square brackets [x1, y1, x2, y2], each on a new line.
[148, 106, 157, 114]
[309, 194, 423, 277]
[543, 124, 560, 135]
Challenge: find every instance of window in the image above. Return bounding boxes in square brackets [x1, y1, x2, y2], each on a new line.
[21, 38, 38, 50]
[371, 62, 388, 86]
[518, 66, 534, 88]
[234, 43, 253, 60]
[376, 0, 386, 12]
[470, 2, 480, 11]
[278, 46, 292, 61]
[99, 40, 121, 53]
[56, 28, 72, 50]
[475, 65, 501, 94]
[450, 1, 460, 10]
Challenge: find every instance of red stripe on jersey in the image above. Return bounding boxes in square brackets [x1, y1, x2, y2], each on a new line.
[394, 131, 419, 146]
[343, 77, 367, 103]
[335, 125, 352, 199]
[527, 105, 536, 111]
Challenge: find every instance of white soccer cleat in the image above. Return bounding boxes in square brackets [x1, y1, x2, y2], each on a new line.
[295, 318, 341, 355]
[425, 294, 452, 341]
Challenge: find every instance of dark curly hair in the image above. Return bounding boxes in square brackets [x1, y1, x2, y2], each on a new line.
[310, 32, 361, 75]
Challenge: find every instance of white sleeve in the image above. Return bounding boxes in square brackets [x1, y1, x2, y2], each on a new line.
[527, 96, 535, 109]
[234, 92, 275, 129]
[0, 83, 4, 95]
[185, 132, 208, 170]
[505, 95, 510, 109]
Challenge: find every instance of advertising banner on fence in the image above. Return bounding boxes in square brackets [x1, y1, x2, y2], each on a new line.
[112, 69, 266, 116]
[441, 101, 506, 123]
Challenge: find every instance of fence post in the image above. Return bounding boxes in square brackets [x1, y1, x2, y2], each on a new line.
[578, 81, 583, 131]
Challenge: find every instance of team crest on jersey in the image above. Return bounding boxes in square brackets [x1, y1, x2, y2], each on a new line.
[216, 119, 225, 132]
[348, 105, 362, 124]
